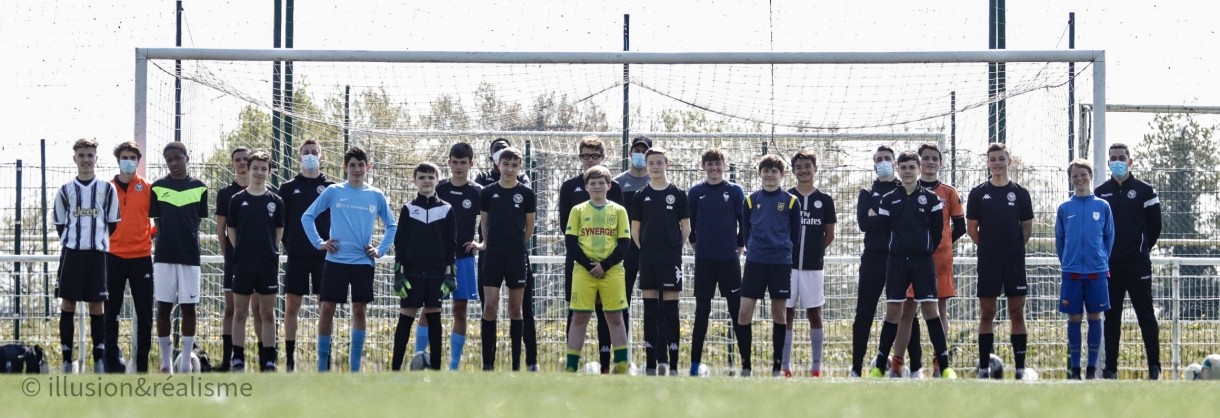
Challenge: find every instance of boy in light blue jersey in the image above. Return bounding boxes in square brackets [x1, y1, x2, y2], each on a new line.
[302, 146, 398, 372]
[1055, 159, 1114, 380]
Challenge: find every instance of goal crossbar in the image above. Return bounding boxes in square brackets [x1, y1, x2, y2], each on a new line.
[133, 47, 1107, 177]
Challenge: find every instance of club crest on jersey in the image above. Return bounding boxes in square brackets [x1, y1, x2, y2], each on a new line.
[134, 183, 144, 192]
[723, 192, 730, 202]
[368, 205, 376, 213]
[1127, 190, 1137, 199]
[777, 202, 785, 211]
[513, 194, 523, 204]
[813, 200, 823, 209]
[462, 199, 472, 209]
[1093, 211, 1101, 221]
[665, 195, 675, 205]
[1007, 192, 1016, 202]
[266, 202, 276, 214]
[917, 195, 928, 205]
[317, 185, 326, 194]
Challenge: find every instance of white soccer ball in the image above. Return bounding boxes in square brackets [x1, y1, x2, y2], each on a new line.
[1020, 368, 1039, 381]
[697, 363, 710, 377]
[988, 354, 1005, 380]
[1200, 354, 1220, 380]
[174, 351, 201, 373]
[1184, 363, 1204, 381]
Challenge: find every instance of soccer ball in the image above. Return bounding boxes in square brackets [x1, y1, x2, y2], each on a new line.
[1184, 363, 1204, 381]
[1020, 368, 1039, 381]
[1200, 354, 1220, 380]
[409, 351, 430, 371]
[988, 354, 1005, 380]
[696, 363, 710, 377]
[174, 351, 201, 373]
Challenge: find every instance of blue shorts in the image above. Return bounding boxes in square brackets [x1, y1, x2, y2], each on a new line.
[451, 255, 479, 301]
[1059, 271, 1111, 314]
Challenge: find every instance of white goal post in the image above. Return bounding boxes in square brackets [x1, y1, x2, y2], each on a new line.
[134, 47, 1108, 177]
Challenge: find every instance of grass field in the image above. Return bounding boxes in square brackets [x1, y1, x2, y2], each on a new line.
[2, 372, 1215, 418]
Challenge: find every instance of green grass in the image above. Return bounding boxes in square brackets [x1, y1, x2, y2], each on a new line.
[2, 372, 1216, 417]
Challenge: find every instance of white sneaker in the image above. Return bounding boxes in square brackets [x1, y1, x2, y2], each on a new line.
[910, 368, 925, 379]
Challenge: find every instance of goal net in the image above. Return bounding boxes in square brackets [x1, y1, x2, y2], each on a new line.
[128, 48, 1109, 373]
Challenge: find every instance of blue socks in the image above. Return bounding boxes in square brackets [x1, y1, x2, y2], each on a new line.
[450, 333, 466, 370]
[318, 335, 332, 372]
[416, 326, 430, 353]
[351, 329, 366, 372]
[1086, 318, 1102, 368]
[1067, 321, 1082, 369]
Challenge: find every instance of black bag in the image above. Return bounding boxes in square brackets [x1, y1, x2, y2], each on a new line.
[0, 344, 47, 374]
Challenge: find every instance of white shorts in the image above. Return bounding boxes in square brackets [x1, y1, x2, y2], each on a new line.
[154, 263, 202, 304]
[786, 269, 825, 309]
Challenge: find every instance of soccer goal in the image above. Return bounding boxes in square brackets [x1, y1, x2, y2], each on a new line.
[121, 47, 1117, 374]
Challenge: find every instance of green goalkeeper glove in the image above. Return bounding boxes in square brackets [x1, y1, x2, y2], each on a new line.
[441, 265, 457, 297]
[393, 263, 412, 299]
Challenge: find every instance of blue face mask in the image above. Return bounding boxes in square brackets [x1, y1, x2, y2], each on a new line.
[874, 161, 894, 178]
[1109, 160, 1128, 179]
[119, 159, 138, 174]
[301, 154, 320, 171]
[631, 153, 646, 170]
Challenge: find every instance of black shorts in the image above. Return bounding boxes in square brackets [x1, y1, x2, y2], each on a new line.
[885, 254, 937, 302]
[977, 255, 1029, 298]
[741, 261, 790, 300]
[222, 252, 235, 292]
[321, 261, 375, 303]
[480, 252, 526, 289]
[401, 274, 443, 309]
[694, 258, 742, 299]
[638, 263, 682, 292]
[233, 261, 280, 296]
[57, 248, 109, 302]
[284, 257, 325, 296]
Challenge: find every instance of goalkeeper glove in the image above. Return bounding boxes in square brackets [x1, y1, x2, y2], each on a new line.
[441, 265, 457, 297]
[393, 263, 412, 299]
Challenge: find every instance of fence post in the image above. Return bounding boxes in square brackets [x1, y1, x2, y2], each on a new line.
[13, 160, 22, 341]
[1171, 260, 1181, 380]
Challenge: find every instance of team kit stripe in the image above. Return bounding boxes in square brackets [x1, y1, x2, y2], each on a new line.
[152, 186, 208, 207]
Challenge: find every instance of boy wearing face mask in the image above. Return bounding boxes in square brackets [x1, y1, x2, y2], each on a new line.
[1094, 143, 1162, 380]
[276, 139, 334, 372]
[851, 145, 906, 378]
[105, 140, 154, 373]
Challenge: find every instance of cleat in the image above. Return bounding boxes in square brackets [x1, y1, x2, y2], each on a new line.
[230, 358, 246, 373]
[1102, 369, 1117, 380]
[739, 368, 752, 377]
[94, 361, 105, 374]
[690, 363, 701, 377]
[811, 369, 822, 378]
[656, 363, 669, 376]
[612, 362, 630, 375]
[645, 368, 657, 376]
[62, 361, 78, 374]
[159, 366, 172, 374]
[941, 368, 957, 379]
[849, 370, 861, 378]
[262, 362, 277, 372]
[1148, 365, 1160, 381]
[1015, 368, 1026, 380]
[977, 367, 991, 379]
[867, 367, 884, 378]
[910, 369, 924, 379]
[410, 351, 429, 371]
[888, 357, 905, 378]
[528, 364, 539, 372]
[1068, 367, 1082, 380]
[1086, 366, 1096, 380]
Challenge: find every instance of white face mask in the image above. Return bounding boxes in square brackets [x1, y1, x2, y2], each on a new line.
[119, 159, 138, 174]
[301, 154, 320, 171]
[491, 149, 505, 165]
[875, 161, 894, 178]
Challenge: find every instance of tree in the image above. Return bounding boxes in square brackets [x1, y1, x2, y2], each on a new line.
[1138, 113, 1220, 319]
